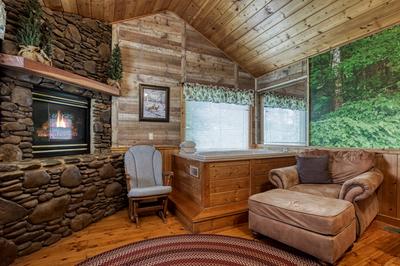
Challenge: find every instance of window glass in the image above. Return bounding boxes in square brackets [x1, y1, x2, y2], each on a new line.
[264, 107, 306, 145]
[185, 101, 249, 150]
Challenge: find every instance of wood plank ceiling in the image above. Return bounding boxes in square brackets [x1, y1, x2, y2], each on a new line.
[41, 0, 400, 77]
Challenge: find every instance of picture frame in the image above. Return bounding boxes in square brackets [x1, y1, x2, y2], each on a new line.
[139, 84, 170, 122]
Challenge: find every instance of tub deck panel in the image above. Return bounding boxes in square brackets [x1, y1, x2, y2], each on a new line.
[172, 156, 203, 205]
[170, 152, 296, 232]
[250, 157, 297, 195]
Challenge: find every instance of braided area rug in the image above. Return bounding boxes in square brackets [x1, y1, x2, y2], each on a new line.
[77, 234, 321, 266]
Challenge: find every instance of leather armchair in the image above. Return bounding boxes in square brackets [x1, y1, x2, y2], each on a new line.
[270, 166, 383, 203]
[269, 153, 384, 237]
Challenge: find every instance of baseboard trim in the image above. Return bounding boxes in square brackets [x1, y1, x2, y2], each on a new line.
[376, 214, 400, 227]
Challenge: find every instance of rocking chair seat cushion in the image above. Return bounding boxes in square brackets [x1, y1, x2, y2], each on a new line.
[128, 185, 172, 197]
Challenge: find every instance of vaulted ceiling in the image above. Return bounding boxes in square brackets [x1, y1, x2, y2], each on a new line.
[41, 0, 400, 77]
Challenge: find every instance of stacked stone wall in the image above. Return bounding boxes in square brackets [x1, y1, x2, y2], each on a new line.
[2, 0, 112, 83]
[0, 2, 123, 265]
[0, 0, 113, 160]
[0, 71, 112, 161]
[0, 153, 126, 263]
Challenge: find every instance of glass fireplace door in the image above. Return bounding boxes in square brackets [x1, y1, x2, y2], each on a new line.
[32, 88, 90, 157]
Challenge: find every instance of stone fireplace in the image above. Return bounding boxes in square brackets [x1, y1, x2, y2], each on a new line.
[0, 69, 127, 262]
[0, 2, 128, 262]
[0, 0, 114, 161]
[32, 88, 91, 157]
[0, 68, 127, 263]
[0, 70, 112, 161]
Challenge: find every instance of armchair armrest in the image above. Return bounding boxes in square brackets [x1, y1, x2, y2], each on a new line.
[163, 171, 174, 186]
[269, 165, 299, 189]
[339, 169, 383, 202]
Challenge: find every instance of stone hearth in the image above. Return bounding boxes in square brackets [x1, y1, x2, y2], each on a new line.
[0, 153, 126, 262]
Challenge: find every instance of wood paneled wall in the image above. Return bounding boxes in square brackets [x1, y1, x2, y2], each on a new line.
[112, 11, 255, 148]
[111, 12, 183, 147]
[111, 145, 179, 173]
[376, 152, 400, 227]
[256, 60, 308, 91]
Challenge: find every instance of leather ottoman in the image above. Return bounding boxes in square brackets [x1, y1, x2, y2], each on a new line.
[248, 189, 356, 264]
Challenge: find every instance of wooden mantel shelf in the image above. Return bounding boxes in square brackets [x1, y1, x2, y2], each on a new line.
[0, 53, 120, 96]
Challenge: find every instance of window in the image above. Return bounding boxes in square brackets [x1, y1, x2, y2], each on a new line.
[264, 107, 306, 145]
[261, 82, 308, 146]
[185, 101, 249, 150]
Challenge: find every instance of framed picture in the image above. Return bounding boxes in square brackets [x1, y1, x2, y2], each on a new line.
[139, 84, 170, 122]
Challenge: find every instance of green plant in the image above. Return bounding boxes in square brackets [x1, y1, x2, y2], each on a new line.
[16, 0, 42, 47]
[108, 44, 123, 81]
[310, 24, 400, 149]
[310, 93, 400, 149]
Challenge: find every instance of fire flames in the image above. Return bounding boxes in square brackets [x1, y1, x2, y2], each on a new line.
[36, 110, 78, 139]
[56, 110, 67, 128]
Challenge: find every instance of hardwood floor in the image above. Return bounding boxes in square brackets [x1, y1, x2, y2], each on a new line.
[13, 209, 400, 266]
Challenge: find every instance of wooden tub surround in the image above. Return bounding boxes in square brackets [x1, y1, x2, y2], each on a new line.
[169, 153, 296, 232]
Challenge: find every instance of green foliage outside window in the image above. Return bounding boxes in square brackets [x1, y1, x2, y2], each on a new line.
[310, 25, 400, 149]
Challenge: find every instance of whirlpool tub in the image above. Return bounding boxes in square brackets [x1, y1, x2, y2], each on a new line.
[178, 148, 296, 162]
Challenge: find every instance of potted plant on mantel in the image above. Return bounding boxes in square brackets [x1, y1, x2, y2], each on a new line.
[107, 44, 123, 90]
[16, 0, 52, 65]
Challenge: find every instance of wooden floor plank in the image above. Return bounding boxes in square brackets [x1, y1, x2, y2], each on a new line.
[13, 209, 400, 266]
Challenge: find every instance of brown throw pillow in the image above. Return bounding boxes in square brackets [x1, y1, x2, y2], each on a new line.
[330, 150, 375, 184]
[296, 155, 332, 184]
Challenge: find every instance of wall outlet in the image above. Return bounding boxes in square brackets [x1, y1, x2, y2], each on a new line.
[189, 165, 199, 177]
[148, 132, 154, 140]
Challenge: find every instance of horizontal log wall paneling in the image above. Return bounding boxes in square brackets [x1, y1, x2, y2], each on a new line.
[113, 12, 184, 147]
[110, 145, 179, 173]
[376, 152, 400, 227]
[256, 60, 308, 91]
[112, 12, 255, 147]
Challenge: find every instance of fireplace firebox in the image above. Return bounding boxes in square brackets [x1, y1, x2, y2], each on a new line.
[32, 88, 90, 157]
